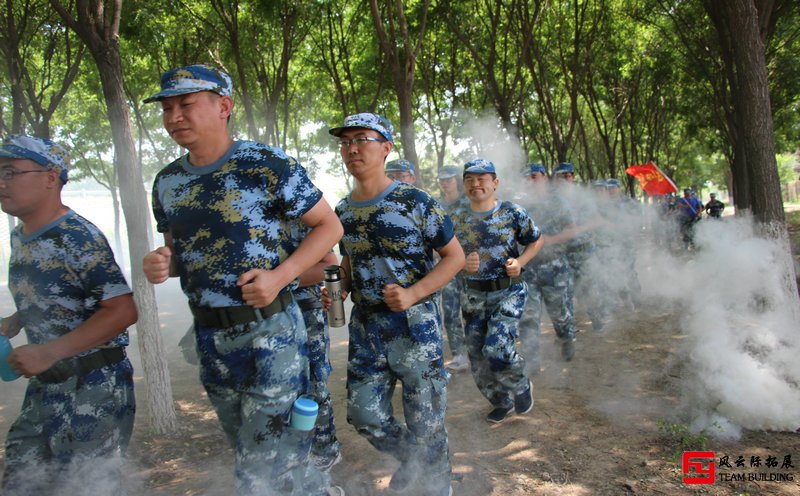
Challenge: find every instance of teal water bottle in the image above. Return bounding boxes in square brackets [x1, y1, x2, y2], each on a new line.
[290, 396, 318, 431]
[0, 335, 20, 381]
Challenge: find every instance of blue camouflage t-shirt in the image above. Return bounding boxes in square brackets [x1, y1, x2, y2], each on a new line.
[450, 200, 540, 281]
[8, 210, 132, 351]
[522, 192, 575, 263]
[336, 181, 454, 308]
[152, 140, 322, 307]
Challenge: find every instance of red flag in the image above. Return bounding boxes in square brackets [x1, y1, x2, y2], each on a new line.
[625, 162, 678, 196]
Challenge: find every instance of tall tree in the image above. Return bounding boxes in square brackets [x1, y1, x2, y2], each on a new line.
[369, 0, 431, 186]
[49, 0, 177, 434]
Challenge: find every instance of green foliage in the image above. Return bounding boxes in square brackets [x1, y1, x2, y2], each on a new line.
[657, 418, 710, 459]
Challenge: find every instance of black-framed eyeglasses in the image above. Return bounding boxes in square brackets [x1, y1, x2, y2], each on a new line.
[0, 168, 49, 181]
[337, 137, 387, 148]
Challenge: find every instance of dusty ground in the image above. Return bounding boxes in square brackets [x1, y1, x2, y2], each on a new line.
[2, 224, 800, 495]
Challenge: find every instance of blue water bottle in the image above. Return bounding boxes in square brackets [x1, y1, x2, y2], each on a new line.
[0, 335, 21, 381]
[290, 396, 318, 431]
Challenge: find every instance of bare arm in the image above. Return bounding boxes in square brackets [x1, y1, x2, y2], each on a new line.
[8, 294, 138, 377]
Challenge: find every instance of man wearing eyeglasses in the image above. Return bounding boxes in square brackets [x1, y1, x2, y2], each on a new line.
[141, 65, 344, 496]
[385, 159, 417, 184]
[0, 135, 137, 494]
[328, 113, 465, 496]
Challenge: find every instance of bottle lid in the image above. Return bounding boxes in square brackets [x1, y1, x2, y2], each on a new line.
[293, 397, 319, 416]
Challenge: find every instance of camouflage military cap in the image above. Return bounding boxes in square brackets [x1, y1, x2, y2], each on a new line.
[437, 165, 460, 180]
[386, 159, 415, 174]
[463, 159, 496, 175]
[143, 64, 233, 103]
[606, 178, 621, 188]
[591, 179, 607, 189]
[0, 134, 69, 183]
[329, 113, 394, 142]
[525, 163, 546, 176]
[554, 162, 575, 175]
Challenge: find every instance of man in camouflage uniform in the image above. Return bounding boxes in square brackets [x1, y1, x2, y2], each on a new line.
[450, 159, 542, 423]
[518, 164, 581, 366]
[553, 162, 606, 330]
[142, 65, 344, 496]
[436, 165, 470, 372]
[0, 135, 137, 494]
[705, 192, 725, 219]
[329, 113, 465, 495]
[385, 158, 417, 184]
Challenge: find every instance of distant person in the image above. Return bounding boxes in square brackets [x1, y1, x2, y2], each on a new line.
[450, 159, 542, 423]
[676, 187, 703, 250]
[328, 113, 464, 495]
[0, 135, 137, 494]
[385, 158, 417, 184]
[436, 165, 469, 372]
[705, 192, 725, 219]
[141, 64, 344, 496]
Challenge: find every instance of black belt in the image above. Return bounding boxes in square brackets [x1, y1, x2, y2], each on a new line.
[190, 292, 295, 328]
[38, 347, 126, 384]
[296, 298, 323, 311]
[465, 277, 521, 292]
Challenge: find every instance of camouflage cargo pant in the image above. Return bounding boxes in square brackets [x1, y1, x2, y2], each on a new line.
[347, 301, 451, 494]
[521, 258, 577, 365]
[568, 248, 610, 328]
[461, 281, 530, 409]
[440, 275, 466, 356]
[195, 302, 328, 496]
[298, 304, 341, 461]
[2, 357, 135, 495]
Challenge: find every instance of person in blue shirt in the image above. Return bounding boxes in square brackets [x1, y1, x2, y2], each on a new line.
[141, 64, 344, 496]
[0, 135, 137, 494]
[328, 113, 464, 496]
[676, 187, 703, 250]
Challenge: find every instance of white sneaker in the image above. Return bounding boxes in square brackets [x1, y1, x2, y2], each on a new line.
[327, 485, 345, 496]
[312, 451, 342, 472]
[446, 354, 470, 372]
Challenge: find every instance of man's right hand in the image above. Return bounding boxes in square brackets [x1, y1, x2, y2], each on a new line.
[465, 251, 481, 273]
[143, 246, 173, 284]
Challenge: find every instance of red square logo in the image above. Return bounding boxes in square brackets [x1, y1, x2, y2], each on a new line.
[682, 451, 716, 484]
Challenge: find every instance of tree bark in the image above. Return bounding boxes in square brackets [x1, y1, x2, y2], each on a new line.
[50, 0, 177, 434]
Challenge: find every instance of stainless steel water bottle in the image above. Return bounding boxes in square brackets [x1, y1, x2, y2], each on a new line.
[323, 265, 346, 328]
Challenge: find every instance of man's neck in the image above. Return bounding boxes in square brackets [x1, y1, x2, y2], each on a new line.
[470, 197, 497, 212]
[187, 136, 235, 167]
[21, 201, 69, 235]
[352, 174, 393, 202]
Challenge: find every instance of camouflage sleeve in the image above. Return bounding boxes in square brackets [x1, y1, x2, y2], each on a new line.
[421, 193, 454, 251]
[72, 225, 132, 305]
[275, 158, 323, 220]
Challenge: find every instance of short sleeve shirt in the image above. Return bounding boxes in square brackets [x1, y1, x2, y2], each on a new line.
[522, 192, 575, 263]
[335, 181, 454, 307]
[8, 210, 132, 351]
[450, 200, 540, 281]
[152, 140, 322, 307]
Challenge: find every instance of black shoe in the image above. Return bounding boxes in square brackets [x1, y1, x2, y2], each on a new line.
[389, 459, 419, 492]
[486, 405, 513, 423]
[514, 380, 534, 414]
[562, 339, 575, 361]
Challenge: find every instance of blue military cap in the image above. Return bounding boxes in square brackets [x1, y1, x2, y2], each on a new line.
[0, 134, 70, 183]
[463, 159, 496, 175]
[606, 178, 621, 188]
[525, 163, 546, 176]
[591, 179, 607, 189]
[385, 159, 415, 174]
[329, 113, 394, 142]
[437, 165, 460, 180]
[554, 162, 574, 175]
[144, 64, 233, 103]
